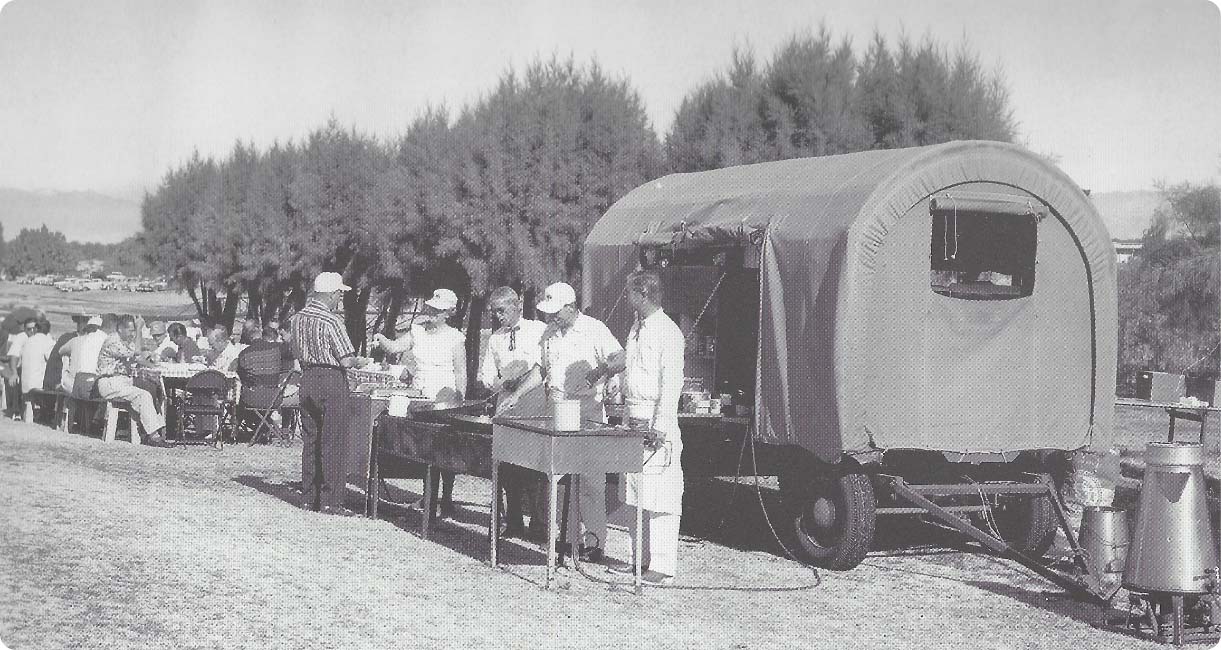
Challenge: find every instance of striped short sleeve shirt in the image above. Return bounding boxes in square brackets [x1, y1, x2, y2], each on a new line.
[289, 298, 355, 367]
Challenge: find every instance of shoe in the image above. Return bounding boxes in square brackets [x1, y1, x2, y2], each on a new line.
[321, 504, 356, 517]
[641, 570, 673, 586]
[145, 433, 171, 447]
[406, 498, 425, 512]
[526, 521, 546, 542]
[578, 545, 604, 563]
[439, 502, 456, 519]
[500, 522, 526, 539]
[607, 560, 647, 574]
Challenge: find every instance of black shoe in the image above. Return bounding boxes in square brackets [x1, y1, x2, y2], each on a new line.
[578, 545, 604, 563]
[439, 502, 456, 519]
[500, 522, 526, 539]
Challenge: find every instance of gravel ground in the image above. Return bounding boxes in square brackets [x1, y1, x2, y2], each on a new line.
[0, 420, 1172, 650]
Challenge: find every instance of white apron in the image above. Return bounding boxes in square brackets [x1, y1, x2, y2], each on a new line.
[622, 400, 684, 514]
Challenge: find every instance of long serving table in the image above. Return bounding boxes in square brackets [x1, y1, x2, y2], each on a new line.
[490, 416, 647, 593]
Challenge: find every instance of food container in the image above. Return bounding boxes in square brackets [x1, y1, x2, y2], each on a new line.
[709, 398, 722, 413]
[387, 394, 413, 417]
[552, 399, 582, 431]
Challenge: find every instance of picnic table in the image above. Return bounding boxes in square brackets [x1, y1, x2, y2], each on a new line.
[135, 363, 240, 439]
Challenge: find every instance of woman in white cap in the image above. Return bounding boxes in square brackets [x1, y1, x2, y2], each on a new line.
[374, 287, 466, 517]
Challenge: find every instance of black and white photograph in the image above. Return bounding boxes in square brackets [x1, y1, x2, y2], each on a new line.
[0, 0, 1219, 647]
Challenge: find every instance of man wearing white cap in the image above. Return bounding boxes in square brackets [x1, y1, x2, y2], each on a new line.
[289, 272, 370, 514]
[502, 281, 623, 562]
[59, 315, 109, 398]
[372, 287, 466, 517]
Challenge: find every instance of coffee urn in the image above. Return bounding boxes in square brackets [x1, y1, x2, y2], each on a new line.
[1123, 442, 1218, 594]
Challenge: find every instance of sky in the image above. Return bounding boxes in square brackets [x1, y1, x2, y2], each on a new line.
[0, 0, 1218, 202]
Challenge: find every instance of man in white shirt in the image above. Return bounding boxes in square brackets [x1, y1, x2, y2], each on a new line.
[611, 270, 685, 585]
[5, 318, 36, 417]
[503, 282, 624, 562]
[147, 321, 177, 360]
[61, 316, 109, 397]
[20, 319, 55, 395]
[478, 286, 548, 538]
[205, 326, 243, 372]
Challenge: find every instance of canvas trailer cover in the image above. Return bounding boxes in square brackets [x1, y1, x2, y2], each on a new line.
[584, 140, 1116, 463]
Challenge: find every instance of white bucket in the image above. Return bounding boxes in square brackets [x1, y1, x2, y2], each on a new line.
[552, 399, 582, 431]
[387, 394, 413, 417]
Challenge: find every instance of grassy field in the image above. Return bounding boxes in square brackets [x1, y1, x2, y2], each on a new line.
[0, 414, 1175, 650]
[0, 281, 197, 335]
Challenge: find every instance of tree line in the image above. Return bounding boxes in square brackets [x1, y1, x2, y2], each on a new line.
[0, 225, 151, 278]
[137, 29, 1016, 350]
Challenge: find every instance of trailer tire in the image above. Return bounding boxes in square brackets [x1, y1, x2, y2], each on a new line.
[780, 462, 876, 570]
[990, 477, 1057, 558]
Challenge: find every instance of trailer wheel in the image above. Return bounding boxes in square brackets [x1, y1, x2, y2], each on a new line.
[780, 462, 876, 570]
[989, 476, 1057, 558]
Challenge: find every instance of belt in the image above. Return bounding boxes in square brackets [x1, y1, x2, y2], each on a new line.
[302, 364, 345, 371]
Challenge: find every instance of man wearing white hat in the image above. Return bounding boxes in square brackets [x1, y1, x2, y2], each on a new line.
[289, 272, 370, 514]
[502, 281, 623, 562]
[59, 315, 109, 398]
[372, 287, 466, 517]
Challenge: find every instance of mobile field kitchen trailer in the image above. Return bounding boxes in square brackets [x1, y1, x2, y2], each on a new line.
[583, 140, 1117, 572]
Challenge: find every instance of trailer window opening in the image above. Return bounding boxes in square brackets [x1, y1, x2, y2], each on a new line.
[929, 210, 1037, 300]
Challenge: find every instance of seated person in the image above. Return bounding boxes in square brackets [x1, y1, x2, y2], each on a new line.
[237, 325, 298, 408]
[166, 323, 202, 363]
[96, 315, 168, 446]
[204, 326, 242, 372]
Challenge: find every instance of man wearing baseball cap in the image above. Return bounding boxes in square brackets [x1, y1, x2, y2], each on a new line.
[501, 281, 624, 562]
[288, 272, 370, 515]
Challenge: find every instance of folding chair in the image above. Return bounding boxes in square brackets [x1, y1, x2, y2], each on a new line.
[173, 370, 232, 449]
[243, 369, 299, 446]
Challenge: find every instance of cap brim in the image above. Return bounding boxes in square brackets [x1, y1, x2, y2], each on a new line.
[424, 298, 455, 310]
[535, 300, 562, 314]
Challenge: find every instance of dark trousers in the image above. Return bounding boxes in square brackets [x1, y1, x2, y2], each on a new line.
[301, 367, 353, 510]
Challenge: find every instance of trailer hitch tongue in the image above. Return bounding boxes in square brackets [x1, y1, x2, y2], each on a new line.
[881, 474, 1107, 605]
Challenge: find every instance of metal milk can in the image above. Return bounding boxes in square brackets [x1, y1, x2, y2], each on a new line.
[1122, 442, 1218, 594]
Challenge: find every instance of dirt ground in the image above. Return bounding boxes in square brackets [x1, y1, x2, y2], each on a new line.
[0, 419, 1173, 650]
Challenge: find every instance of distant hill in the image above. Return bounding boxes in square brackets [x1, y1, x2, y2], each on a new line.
[0, 187, 142, 244]
[1089, 190, 1164, 241]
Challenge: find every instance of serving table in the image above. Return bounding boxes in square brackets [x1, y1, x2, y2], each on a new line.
[490, 416, 647, 593]
[368, 410, 494, 539]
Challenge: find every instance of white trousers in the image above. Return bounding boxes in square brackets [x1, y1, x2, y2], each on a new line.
[97, 376, 165, 435]
[629, 508, 680, 577]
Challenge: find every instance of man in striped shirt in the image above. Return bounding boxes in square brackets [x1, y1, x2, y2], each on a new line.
[289, 272, 369, 514]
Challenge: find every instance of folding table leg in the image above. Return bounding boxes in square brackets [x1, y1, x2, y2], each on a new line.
[546, 473, 559, 589]
[422, 464, 433, 539]
[489, 461, 500, 567]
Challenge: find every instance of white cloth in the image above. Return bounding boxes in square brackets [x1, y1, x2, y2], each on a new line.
[540, 313, 622, 405]
[621, 309, 685, 515]
[629, 507, 681, 577]
[152, 336, 177, 359]
[6, 331, 28, 361]
[97, 375, 165, 435]
[478, 318, 545, 389]
[540, 313, 620, 550]
[210, 342, 244, 372]
[67, 330, 108, 375]
[410, 324, 465, 401]
[19, 332, 54, 393]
